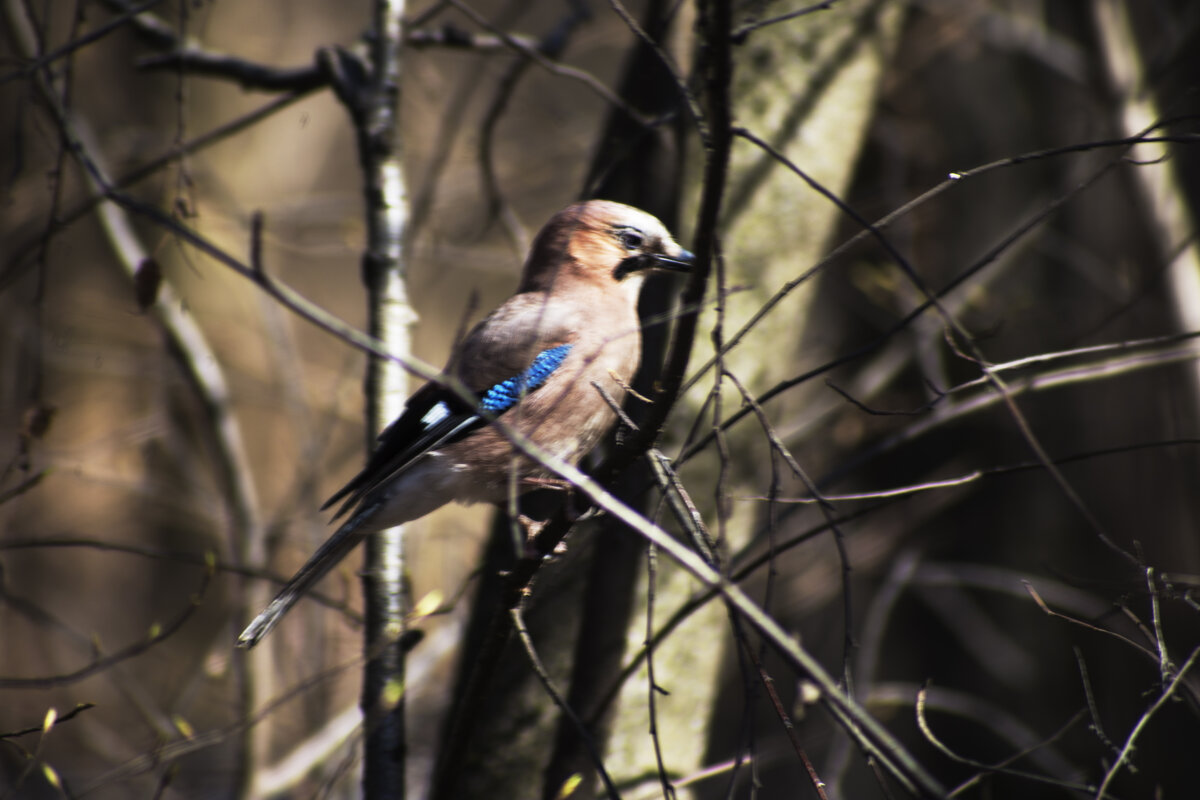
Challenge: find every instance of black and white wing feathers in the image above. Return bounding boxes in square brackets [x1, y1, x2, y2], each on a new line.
[321, 343, 574, 521]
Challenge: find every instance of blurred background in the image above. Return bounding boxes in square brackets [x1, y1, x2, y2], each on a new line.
[2, 0, 1199, 798]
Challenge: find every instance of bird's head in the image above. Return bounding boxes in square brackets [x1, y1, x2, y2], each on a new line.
[519, 200, 694, 295]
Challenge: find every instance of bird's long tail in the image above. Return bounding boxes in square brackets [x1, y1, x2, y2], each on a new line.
[237, 504, 380, 648]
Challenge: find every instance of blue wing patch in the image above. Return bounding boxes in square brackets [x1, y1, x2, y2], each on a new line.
[322, 343, 574, 519]
[480, 344, 572, 414]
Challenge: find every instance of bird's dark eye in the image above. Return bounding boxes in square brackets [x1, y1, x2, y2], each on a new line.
[618, 230, 644, 251]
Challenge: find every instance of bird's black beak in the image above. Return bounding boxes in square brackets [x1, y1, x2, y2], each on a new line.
[614, 248, 695, 280]
[651, 248, 695, 273]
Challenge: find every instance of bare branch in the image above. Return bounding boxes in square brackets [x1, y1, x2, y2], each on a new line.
[1095, 646, 1200, 799]
[0, 561, 215, 689]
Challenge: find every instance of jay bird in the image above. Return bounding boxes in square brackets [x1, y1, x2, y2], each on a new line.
[238, 200, 693, 647]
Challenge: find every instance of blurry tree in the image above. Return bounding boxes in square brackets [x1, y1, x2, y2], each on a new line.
[2, 1, 1200, 799]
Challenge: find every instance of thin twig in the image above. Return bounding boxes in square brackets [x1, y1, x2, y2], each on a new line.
[1145, 567, 1172, 686]
[1072, 647, 1115, 755]
[912, 684, 1093, 796]
[1024, 582, 1159, 663]
[1095, 646, 1200, 799]
[0, 536, 363, 621]
[444, 0, 652, 127]
[0, 562, 215, 689]
[0, 704, 96, 741]
[730, 0, 837, 43]
[80, 653, 365, 792]
[484, 417, 948, 797]
[677, 129, 1192, 411]
[511, 607, 624, 800]
[605, 0, 705, 139]
[476, 3, 588, 254]
[0, 0, 170, 85]
[722, 368, 858, 680]
[709, 126, 1137, 570]
[643, 544, 677, 800]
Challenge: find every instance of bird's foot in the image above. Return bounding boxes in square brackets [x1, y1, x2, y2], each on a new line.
[516, 514, 547, 560]
[515, 514, 572, 560]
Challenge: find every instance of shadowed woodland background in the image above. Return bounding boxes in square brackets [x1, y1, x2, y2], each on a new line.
[2, 0, 1200, 798]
